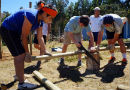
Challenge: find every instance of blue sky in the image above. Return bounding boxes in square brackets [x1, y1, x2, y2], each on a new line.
[2, 0, 78, 14]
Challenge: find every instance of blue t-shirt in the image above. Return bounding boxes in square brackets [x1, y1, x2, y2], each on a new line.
[2, 9, 42, 34]
[64, 16, 91, 34]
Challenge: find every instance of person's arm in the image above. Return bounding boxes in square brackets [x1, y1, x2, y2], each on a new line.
[111, 22, 121, 44]
[111, 33, 120, 44]
[97, 30, 104, 46]
[97, 20, 104, 46]
[21, 17, 32, 53]
[87, 31, 94, 48]
[37, 27, 46, 55]
[47, 23, 51, 40]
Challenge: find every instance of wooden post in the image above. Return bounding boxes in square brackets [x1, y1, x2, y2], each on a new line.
[32, 51, 85, 61]
[0, 0, 2, 59]
[29, 2, 32, 55]
[86, 52, 100, 70]
[31, 46, 127, 61]
[33, 71, 61, 90]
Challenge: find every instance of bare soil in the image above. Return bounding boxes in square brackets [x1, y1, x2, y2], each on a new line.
[0, 41, 129, 90]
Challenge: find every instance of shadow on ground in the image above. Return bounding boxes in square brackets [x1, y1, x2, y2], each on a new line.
[56, 64, 83, 82]
[0, 80, 16, 90]
[99, 63, 125, 83]
[81, 61, 125, 83]
[24, 61, 42, 74]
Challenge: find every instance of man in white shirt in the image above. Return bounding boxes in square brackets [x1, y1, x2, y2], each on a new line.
[90, 7, 103, 48]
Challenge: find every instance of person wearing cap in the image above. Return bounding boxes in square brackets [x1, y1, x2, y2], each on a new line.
[59, 15, 94, 66]
[99, 14, 127, 66]
[0, 4, 58, 89]
[90, 7, 103, 48]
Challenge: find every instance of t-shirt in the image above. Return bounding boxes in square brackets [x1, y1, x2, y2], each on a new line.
[64, 16, 91, 34]
[35, 23, 48, 36]
[100, 14, 124, 34]
[90, 15, 102, 32]
[2, 9, 42, 35]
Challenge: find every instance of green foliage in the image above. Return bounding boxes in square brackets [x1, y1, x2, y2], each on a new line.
[1, 11, 10, 25]
[2, 0, 129, 37]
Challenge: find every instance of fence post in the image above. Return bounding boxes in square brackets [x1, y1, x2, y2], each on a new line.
[0, 0, 2, 59]
[29, 2, 32, 55]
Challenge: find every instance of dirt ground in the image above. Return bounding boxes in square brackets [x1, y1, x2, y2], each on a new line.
[0, 41, 129, 90]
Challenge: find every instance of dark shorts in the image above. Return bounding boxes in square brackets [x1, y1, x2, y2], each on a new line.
[34, 34, 46, 44]
[106, 27, 124, 39]
[0, 26, 25, 56]
[92, 32, 99, 42]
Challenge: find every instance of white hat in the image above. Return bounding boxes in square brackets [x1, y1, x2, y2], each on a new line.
[94, 7, 100, 10]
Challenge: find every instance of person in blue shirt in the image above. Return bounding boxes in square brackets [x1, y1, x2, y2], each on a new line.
[59, 15, 94, 66]
[0, 4, 58, 89]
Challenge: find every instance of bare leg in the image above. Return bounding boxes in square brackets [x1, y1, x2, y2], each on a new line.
[118, 38, 126, 54]
[62, 44, 68, 53]
[59, 44, 69, 64]
[14, 53, 25, 83]
[118, 38, 127, 66]
[34, 43, 40, 50]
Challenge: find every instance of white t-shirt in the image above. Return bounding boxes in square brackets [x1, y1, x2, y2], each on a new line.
[35, 23, 48, 36]
[90, 15, 102, 32]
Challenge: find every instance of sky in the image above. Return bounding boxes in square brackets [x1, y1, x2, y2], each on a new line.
[1, 0, 78, 14]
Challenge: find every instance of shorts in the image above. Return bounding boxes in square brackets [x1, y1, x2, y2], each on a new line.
[92, 32, 99, 42]
[0, 26, 25, 56]
[63, 32, 81, 44]
[34, 34, 47, 44]
[106, 27, 124, 39]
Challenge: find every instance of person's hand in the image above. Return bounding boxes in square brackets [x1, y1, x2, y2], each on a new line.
[95, 45, 100, 51]
[75, 43, 81, 48]
[40, 50, 52, 56]
[106, 44, 115, 50]
[90, 46, 96, 52]
[25, 53, 32, 63]
[109, 44, 115, 51]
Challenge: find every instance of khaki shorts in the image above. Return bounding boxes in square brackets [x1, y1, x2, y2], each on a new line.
[64, 32, 81, 44]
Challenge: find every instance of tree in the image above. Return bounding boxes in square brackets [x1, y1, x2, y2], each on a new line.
[1, 11, 10, 23]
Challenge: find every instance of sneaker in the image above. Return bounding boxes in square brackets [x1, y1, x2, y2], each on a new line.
[18, 82, 37, 90]
[77, 60, 82, 67]
[108, 57, 116, 64]
[58, 58, 65, 65]
[121, 58, 127, 66]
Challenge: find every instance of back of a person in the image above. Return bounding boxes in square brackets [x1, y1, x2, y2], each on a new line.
[103, 14, 123, 27]
[64, 16, 82, 34]
[2, 9, 38, 34]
